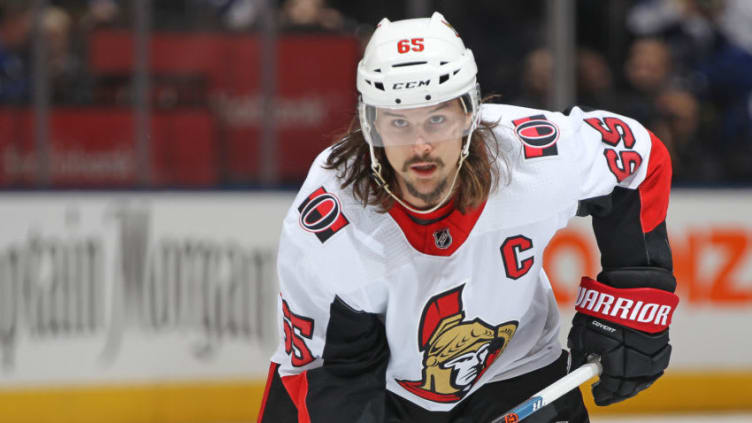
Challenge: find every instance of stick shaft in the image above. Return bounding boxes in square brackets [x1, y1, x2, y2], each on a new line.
[490, 359, 602, 423]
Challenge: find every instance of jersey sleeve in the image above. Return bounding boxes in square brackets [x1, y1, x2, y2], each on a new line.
[259, 187, 390, 423]
[570, 107, 674, 276]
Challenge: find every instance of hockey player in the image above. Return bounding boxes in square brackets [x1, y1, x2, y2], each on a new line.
[258, 12, 678, 423]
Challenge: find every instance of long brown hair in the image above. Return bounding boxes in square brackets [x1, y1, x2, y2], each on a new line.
[324, 102, 506, 213]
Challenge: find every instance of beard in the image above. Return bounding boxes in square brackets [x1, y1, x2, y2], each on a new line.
[403, 176, 449, 207]
[399, 154, 450, 207]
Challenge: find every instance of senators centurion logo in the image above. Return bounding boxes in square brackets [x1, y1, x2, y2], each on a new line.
[397, 285, 518, 403]
[298, 186, 349, 243]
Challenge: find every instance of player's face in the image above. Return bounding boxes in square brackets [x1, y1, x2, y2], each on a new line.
[375, 100, 469, 209]
[442, 344, 490, 388]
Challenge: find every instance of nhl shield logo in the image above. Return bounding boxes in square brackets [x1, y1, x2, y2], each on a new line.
[433, 228, 452, 249]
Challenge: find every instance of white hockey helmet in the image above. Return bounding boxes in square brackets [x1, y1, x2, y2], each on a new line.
[357, 11, 478, 110]
[357, 12, 480, 149]
[356, 12, 482, 214]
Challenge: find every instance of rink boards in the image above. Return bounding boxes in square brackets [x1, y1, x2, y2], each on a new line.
[0, 189, 750, 421]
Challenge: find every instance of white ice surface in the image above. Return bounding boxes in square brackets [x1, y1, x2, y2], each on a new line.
[596, 414, 752, 422]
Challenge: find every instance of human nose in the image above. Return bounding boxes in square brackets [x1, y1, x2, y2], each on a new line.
[411, 129, 433, 154]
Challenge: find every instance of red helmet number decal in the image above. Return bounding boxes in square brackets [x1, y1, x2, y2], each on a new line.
[397, 38, 425, 54]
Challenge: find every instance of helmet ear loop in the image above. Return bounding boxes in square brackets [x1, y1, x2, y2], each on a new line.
[363, 126, 388, 189]
[368, 145, 388, 189]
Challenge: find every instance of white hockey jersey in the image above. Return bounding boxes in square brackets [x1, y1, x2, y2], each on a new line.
[265, 103, 672, 420]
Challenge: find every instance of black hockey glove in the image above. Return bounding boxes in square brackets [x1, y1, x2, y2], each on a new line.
[566, 267, 679, 406]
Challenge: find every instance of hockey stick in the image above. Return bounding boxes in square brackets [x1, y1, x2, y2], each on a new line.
[490, 356, 602, 423]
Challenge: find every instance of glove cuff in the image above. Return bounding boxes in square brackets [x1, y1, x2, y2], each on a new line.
[575, 277, 679, 333]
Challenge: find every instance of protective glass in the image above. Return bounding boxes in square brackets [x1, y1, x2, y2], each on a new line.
[361, 98, 473, 147]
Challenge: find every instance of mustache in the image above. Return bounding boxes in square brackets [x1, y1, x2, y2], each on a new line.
[402, 155, 445, 172]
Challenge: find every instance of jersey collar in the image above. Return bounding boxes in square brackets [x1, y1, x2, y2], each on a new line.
[388, 198, 486, 257]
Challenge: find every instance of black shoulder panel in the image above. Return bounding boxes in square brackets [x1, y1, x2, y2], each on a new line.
[579, 186, 673, 272]
[306, 296, 389, 422]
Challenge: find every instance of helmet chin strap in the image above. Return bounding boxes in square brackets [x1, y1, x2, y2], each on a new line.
[369, 118, 478, 215]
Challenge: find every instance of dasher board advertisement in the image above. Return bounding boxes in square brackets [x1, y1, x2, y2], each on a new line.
[0, 192, 292, 386]
[0, 189, 750, 419]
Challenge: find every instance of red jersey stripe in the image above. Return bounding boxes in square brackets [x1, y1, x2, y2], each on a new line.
[639, 131, 672, 233]
[257, 362, 278, 423]
[281, 371, 312, 423]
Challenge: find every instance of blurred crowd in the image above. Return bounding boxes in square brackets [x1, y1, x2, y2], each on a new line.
[456, 0, 752, 184]
[1, 0, 751, 184]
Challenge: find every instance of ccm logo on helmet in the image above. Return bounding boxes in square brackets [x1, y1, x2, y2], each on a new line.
[393, 80, 431, 90]
[298, 186, 349, 243]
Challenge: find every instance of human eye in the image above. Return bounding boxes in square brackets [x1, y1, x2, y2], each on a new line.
[428, 115, 447, 125]
[391, 119, 409, 129]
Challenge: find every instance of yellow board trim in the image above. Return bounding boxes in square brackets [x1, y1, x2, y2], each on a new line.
[582, 370, 752, 415]
[0, 372, 750, 422]
[0, 381, 268, 423]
